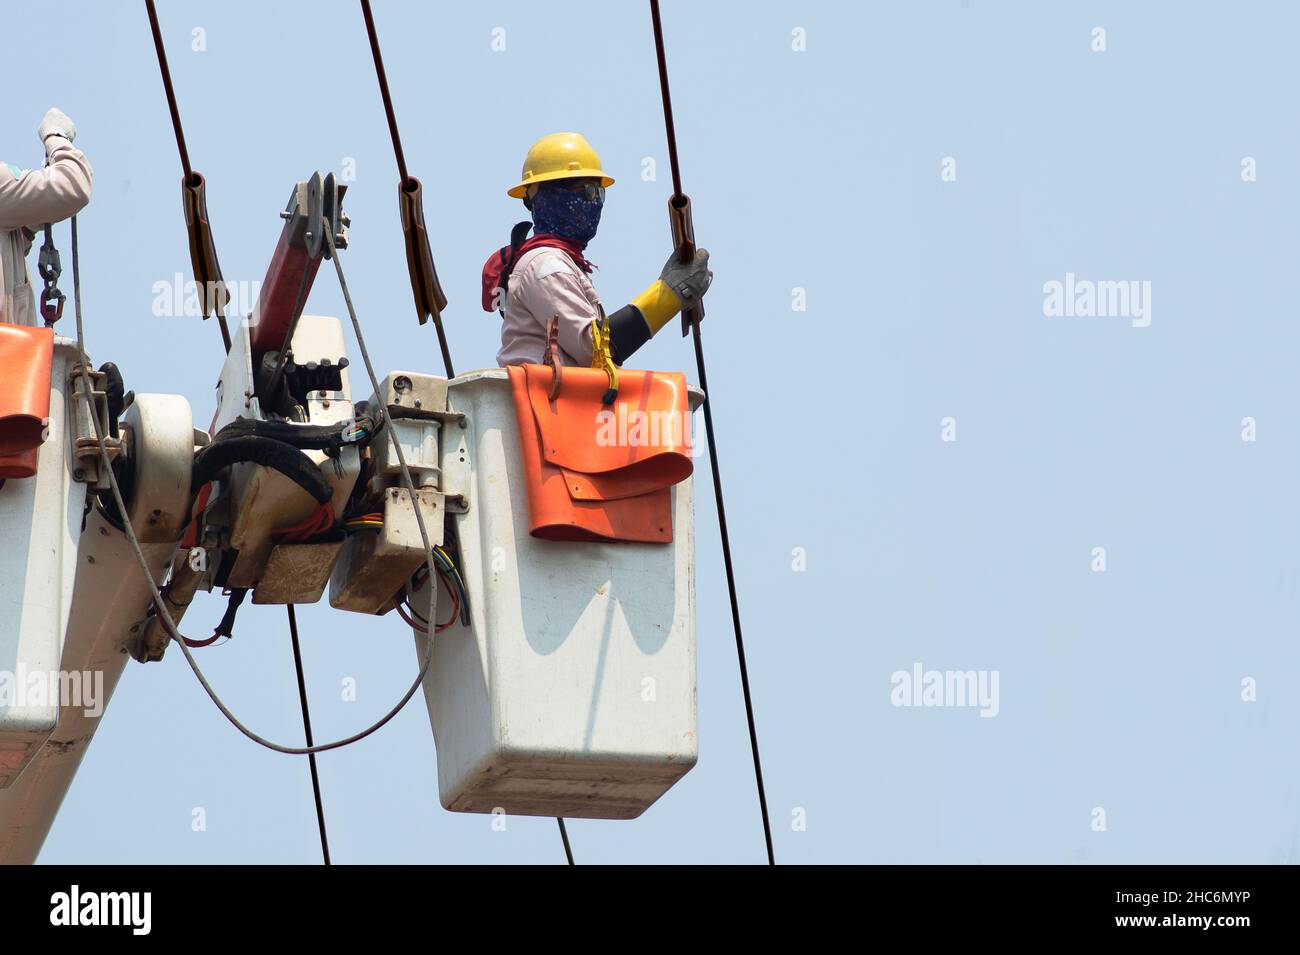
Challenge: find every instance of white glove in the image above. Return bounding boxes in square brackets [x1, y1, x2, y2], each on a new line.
[38, 107, 76, 144]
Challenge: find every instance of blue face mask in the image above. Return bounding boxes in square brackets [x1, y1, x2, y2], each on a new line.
[530, 185, 604, 246]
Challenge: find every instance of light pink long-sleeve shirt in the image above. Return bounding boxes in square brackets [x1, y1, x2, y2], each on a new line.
[495, 246, 598, 367]
[0, 136, 93, 327]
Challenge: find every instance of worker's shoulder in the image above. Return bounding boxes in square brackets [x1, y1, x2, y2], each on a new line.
[515, 245, 581, 282]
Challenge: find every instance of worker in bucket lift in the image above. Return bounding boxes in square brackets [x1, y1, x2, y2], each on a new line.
[0, 108, 93, 327]
[485, 132, 712, 367]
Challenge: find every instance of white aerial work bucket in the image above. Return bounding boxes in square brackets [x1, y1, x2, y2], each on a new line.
[0, 338, 88, 788]
[415, 369, 701, 820]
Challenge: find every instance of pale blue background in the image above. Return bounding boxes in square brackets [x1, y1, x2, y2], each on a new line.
[7, 0, 1298, 864]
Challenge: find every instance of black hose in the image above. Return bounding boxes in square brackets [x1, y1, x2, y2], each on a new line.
[211, 414, 374, 455]
[192, 435, 332, 503]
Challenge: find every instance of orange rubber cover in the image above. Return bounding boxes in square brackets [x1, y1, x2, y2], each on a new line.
[0, 448, 38, 480]
[0, 323, 55, 479]
[508, 364, 694, 543]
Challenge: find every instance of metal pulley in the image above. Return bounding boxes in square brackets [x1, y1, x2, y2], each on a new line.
[300, 170, 350, 261]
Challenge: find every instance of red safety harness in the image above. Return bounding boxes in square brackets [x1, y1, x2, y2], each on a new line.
[481, 223, 594, 314]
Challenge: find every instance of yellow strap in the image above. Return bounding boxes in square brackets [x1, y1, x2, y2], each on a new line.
[630, 279, 683, 334]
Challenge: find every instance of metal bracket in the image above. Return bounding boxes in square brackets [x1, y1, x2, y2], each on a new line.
[287, 171, 350, 261]
[374, 371, 447, 421]
[439, 402, 471, 514]
[68, 364, 122, 489]
[429, 409, 466, 428]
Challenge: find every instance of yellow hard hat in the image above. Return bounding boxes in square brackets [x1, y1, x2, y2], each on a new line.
[508, 132, 615, 199]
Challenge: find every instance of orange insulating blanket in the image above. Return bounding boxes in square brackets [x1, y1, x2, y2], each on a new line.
[0, 323, 55, 479]
[508, 364, 694, 543]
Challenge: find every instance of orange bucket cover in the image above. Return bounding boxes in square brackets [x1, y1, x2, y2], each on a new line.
[508, 364, 693, 543]
[0, 323, 55, 479]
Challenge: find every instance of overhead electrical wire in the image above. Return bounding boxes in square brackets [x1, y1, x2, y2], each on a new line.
[557, 818, 575, 866]
[360, 0, 409, 184]
[648, 0, 776, 865]
[357, 0, 578, 862]
[143, 0, 232, 354]
[359, 0, 455, 378]
[287, 604, 331, 865]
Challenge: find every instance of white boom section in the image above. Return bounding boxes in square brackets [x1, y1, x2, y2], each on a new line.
[0, 392, 193, 863]
[0, 339, 90, 787]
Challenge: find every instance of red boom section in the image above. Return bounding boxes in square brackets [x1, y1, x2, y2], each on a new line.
[248, 233, 323, 356]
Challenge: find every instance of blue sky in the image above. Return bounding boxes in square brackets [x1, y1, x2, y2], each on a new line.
[7, 0, 1300, 863]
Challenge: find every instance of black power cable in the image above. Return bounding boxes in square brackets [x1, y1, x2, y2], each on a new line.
[143, 0, 232, 353]
[358, 1, 580, 863]
[648, 0, 776, 865]
[288, 605, 331, 864]
[557, 817, 575, 865]
[143, 0, 190, 177]
[359, 0, 455, 378]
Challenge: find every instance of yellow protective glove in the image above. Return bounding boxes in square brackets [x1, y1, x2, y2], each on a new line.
[630, 279, 684, 334]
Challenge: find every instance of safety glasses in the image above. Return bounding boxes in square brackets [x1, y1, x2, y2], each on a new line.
[552, 181, 605, 203]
